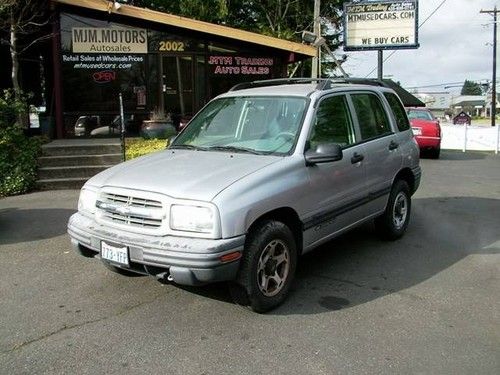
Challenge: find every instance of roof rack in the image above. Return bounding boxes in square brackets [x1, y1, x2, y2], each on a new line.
[229, 78, 328, 91]
[229, 77, 388, 92]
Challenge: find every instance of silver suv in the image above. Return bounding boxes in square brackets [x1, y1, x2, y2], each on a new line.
[68, 79, 421, 312]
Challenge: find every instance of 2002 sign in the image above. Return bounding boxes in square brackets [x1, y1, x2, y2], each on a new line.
[158, 41, 185, 52]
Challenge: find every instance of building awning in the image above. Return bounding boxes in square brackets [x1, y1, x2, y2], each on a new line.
[454, 100, 485, 107]
[54, 0, 317, 57]
[381, 79, 425, 107]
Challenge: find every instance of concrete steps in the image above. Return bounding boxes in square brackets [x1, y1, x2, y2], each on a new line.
[38, 153, 122, 167]
[36, 139, 123, 190]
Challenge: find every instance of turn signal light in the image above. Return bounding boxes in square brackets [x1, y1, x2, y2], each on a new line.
[220, 251, 242, 263]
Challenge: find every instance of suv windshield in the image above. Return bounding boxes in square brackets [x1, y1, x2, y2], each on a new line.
[171, 96, 308, 155]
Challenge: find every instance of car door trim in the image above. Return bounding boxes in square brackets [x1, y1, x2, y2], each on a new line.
[302, 185, 391, 230]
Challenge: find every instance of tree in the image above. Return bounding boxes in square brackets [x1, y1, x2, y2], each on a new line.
[461, 80, 483, 95]
[127, 0, 348, 75]
[0, 0, 50, 97]
[129, 0, 345, 49]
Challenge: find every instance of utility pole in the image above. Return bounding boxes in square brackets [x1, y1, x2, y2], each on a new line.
[481, 6, 498, 127]
[311, 0, 320, 78]
[377, 50, 383, 80]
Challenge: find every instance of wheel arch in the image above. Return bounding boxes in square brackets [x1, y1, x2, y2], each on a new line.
[246, 207, 304, 255]
[394, 167, 416, 195]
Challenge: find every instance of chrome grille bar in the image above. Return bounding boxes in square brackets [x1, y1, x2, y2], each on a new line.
[98, 191, 165, 229]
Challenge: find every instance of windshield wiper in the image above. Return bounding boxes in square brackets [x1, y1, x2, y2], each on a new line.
[169, 144, 208, 151]
[206, 145, 265, 155]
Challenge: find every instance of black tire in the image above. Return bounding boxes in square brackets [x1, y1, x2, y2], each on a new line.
[232, 220, 297, 313]
[375, 180, 411, 240]
[429, 147, 440, 159]
[102, 261, 142, 277]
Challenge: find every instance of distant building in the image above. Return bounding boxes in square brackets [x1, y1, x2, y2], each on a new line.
[411, 92, 500, 119]
[452, 95, 500, 118]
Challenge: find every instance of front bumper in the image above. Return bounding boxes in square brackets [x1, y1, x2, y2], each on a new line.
[67, 212, 245, 285]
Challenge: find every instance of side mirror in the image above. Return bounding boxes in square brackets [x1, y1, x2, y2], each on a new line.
[305, 143, 343, 165]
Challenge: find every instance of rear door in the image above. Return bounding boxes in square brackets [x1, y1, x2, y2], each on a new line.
[348, 91, 402, 214]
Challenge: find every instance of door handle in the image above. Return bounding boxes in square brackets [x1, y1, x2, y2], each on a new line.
[351, 152, 364, 164]
[389, 140, 399, 150]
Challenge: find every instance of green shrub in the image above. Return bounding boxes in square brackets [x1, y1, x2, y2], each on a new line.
[0, 90, 41, 197]
[125, 138, 168, 160]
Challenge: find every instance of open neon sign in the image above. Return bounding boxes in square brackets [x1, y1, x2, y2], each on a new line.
[93, 70, 116, 83]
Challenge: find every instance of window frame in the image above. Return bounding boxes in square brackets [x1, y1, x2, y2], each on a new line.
[347, 91, 395, 143]
[306, 93, 358, 151]
[383, 91, 411, 132]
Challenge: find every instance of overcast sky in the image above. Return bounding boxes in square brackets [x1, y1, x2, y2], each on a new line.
[340, 0, 497, 93]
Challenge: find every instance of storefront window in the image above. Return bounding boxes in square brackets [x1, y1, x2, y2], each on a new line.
[60, 13, 148, 136]
[56, 11, 294, 137]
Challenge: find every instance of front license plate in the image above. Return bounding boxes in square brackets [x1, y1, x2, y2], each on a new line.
[101, 241, 129, 266]
[412, 127, 422, 136]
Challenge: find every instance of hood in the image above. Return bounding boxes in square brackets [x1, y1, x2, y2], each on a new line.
[86, 149, 282, 202]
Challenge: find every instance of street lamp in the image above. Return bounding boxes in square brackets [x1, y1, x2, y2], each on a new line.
[301, 31, 348, 78]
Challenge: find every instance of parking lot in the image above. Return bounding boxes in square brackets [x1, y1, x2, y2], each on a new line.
[0, 150, 499, 374]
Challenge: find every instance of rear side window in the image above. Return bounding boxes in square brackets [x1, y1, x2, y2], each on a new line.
[384, 92, 410, 131]
[351, 93, 392, 140]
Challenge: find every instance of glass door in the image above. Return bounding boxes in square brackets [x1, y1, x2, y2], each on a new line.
[162, 55, 194, 122]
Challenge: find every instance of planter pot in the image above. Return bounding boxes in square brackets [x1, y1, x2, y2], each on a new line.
[141, 120, 177, 139]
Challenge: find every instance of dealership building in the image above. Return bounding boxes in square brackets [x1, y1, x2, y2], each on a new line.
[48, 0, 316, 138]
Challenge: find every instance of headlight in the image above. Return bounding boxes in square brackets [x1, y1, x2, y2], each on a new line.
[170, 204, 215, 233]
[78, 187, 97, 215]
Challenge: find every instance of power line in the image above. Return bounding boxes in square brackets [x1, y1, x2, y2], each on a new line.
[363, 0, 448, 78]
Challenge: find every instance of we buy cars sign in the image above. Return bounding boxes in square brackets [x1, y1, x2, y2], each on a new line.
[343, 0, 419, 51]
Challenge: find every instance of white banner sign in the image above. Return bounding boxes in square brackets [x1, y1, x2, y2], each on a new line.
[344, 1, 419, 50]
[72, 27, 148, 54]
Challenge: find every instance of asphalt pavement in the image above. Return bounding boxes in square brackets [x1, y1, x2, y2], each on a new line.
[0, 150, 499, 374]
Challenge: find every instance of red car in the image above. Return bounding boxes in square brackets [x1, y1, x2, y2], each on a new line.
[407, 107, 441, 159]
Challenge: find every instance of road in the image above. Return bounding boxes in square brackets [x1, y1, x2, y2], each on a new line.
[0, 151, 499, 374]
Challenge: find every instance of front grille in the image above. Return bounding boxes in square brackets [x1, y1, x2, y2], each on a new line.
[101, 211, 163, 228]
[98, 192, 165, 229]
[102, 193, 162, 209]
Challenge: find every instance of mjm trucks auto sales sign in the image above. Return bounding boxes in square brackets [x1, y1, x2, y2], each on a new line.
[72, 27, 148, 53]
[344, 0, 419, 51]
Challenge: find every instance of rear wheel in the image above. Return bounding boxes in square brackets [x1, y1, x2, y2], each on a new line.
[231, 220, 297, 313]
[375, 180, 411, 240]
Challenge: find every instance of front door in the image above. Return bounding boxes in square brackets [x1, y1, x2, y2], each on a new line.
[303, 94, 367, 250]
[162, 55, 194, 121]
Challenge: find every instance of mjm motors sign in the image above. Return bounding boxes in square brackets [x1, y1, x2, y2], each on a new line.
[72, 27, 147, 53]
[343, 0, 419, 51]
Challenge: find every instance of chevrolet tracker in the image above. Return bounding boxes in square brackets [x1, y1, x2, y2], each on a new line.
[68, 78, 421, 312]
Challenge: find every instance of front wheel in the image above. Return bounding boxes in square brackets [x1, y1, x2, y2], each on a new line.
[231, 220, 297, 313]
[375, 180, 411, 240]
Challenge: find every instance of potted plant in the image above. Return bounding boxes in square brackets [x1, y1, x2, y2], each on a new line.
[141, 108, 177, 139]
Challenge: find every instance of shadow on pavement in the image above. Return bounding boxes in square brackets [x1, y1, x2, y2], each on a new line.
[179, 196, 500, 314]
[5, 196, 497, 315]
[273, 196, 499, 315]
[439, 150, 490, 161]
[0, 208, 75, 245]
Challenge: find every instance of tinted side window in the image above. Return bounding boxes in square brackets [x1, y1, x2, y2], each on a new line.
[351, 93, 392, 140]
[309, 95, 355, 149]
[384, 92, 410, 131]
